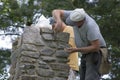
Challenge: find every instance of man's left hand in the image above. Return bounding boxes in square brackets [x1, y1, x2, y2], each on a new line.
[64, 47, 77, 53]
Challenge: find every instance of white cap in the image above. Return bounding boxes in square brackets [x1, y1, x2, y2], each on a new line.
[70, 8, 86, 22]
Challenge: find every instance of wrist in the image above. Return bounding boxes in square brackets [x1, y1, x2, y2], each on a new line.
[74, 48, 79, 52]
[76, 48, 82, 52]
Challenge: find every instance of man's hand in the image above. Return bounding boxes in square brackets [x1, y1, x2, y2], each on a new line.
[53, 21, 66, 32]
[52, 9, 64, 32]
[53, 21, 63, 32]
[64, 47, 77, 53]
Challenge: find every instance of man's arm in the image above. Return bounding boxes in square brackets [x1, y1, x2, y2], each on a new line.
[77, 39, 100, 53]
[52, 9, 64, 22]
[65, 39, 100, 54]
[52, 9, 65, 32]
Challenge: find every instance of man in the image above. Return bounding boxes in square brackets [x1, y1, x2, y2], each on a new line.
[52, 8, 106, 80]
[49, 17, 80, 80]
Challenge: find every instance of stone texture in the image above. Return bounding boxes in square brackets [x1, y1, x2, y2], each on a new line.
[56, 32, 70, 43]
[40, 47, 55, 56]
[21, 75, 37, 80]
[41, 56, 56, 62]
[55, 50, 69, 58]
[50, 63, 70, 72]
[9, 27, 70, 80]
[20, 56, 36, 63]
[21, 51, 40, 59]
[36, 68, 54, 77]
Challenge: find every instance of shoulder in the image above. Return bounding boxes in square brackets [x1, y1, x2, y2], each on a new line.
[85, 15, 99, 29]
[63, 10, 73, 14]
[63, 10, 73, 18]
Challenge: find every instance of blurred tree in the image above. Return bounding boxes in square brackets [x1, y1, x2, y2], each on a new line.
[0, 0, 41, 30]
[0, 49, 11, 80]
[41, 0, 75, 17]
[88, 1, 120, 79]
[0, 0, 42, 79]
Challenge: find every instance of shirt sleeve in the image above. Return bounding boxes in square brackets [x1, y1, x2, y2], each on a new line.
[87, 22, 100, 41]
[63, 10, 72, 20]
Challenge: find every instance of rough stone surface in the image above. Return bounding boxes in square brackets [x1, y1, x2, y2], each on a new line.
[9, 27, 70, 80]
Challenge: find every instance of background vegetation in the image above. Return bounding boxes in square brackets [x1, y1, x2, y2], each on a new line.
[0, 0, 120, 80]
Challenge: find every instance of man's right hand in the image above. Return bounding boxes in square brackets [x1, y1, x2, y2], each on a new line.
[52, 9, 64, 32]
[53, 20, 63, 32]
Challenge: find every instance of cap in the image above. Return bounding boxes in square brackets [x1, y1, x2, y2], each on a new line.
[70, 8, 86, 21]
[66, 8, 86, 26]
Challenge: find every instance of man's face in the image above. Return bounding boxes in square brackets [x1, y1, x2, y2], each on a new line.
[75, 19, 85, 27]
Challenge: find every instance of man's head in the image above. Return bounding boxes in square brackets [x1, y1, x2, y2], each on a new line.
[66, 8, 86, 26]
[70, 8, 86, 22]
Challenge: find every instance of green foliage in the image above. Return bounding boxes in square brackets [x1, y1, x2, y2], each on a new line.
[41, 0, 75, 17]
[41, 0, 96, 17]
[0, 49, 11, 72]
[0, 49, 11, 79]
[73, 0, 87, 8]
[0, 0, 41, 28]
[94, 0, 120, 47]
[110, 47, 120, 80]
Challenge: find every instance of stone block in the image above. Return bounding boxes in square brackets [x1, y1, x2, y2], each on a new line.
[21, 44, 37, 51]
[21, 51, 40, 59]
[36, 68, 54, 77]
[57, 58, 69, 63]
[37, 76, 53, 80]
[50, 63, 70, 72]
[38, 60, 50, 69]
[21, 75, 37, 80]
[42, 33, 54, 41]
[41, 56, 56, 62]
[56, 32, 70, 43]
[55, 71, 69, 78]
[55, 50, 69, 58]
[53, 77, 66, 80]
[20, 56, 36, 63]
[40, 47, 55, 56]
[40, 28, 53, 34]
